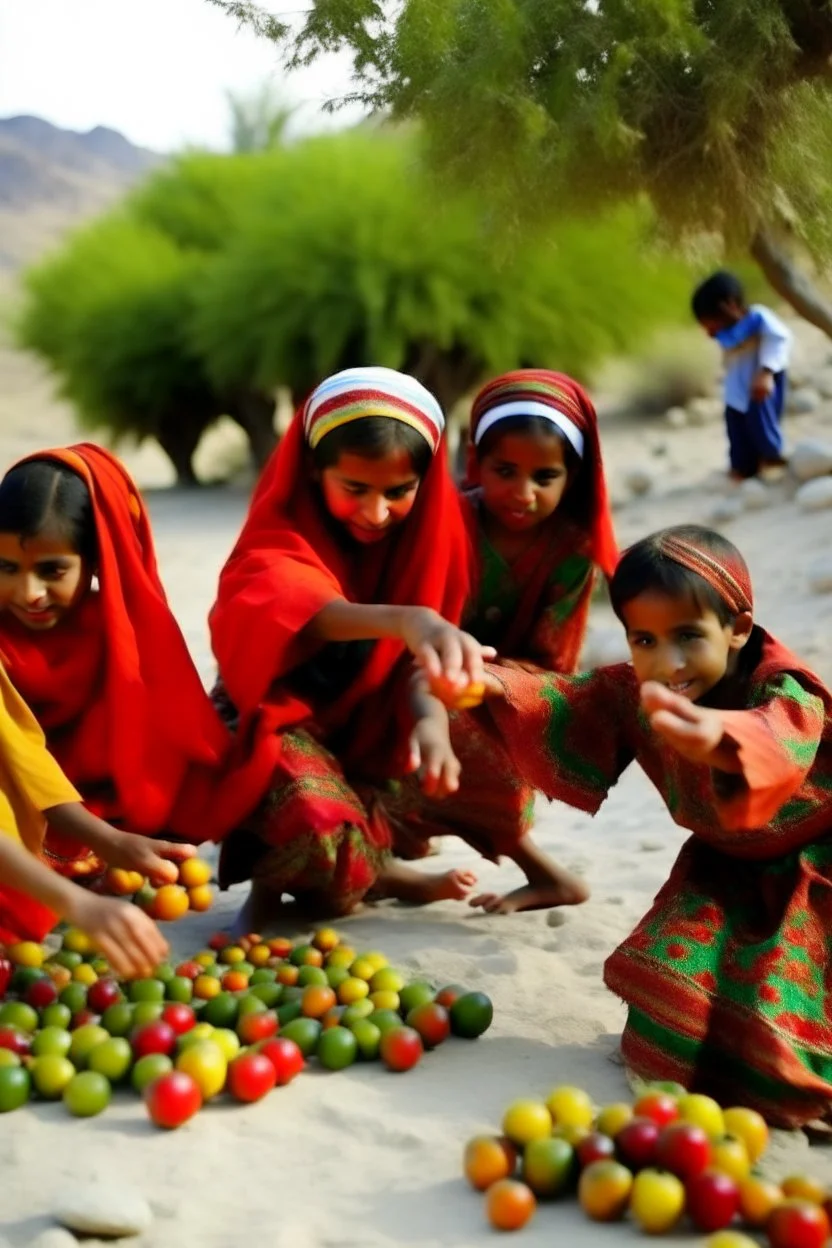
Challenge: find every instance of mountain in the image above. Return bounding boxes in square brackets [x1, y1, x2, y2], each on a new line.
[0, 115, 162, 271]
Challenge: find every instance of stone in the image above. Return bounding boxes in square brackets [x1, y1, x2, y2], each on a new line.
[808, 557, 832, 594]
[686, 396, 722, 426]
[815, 368, 832, 400]
[665, 405, 687, 429]
[30, 1232, 79, 1248]
[787, 387, 821, 415]
[55, 1184, 153, 1239]
[739, 478, 771, 511]
[790, 438, 832, 482]
[796, 477, 832, 512]
[623, 467, 655, 497]
[709, 498, 743, 525]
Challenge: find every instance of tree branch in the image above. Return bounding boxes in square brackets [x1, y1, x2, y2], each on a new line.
[750, 226, 832, 338]
[205, 0, 289, 42]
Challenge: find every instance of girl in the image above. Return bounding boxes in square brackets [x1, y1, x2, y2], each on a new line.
[388, 370, 618, 913]
[0, 444, 261, 882]
[0, 659, 175, 978]
[210, 367, 488, 924]
[471, 525, 832, 1130]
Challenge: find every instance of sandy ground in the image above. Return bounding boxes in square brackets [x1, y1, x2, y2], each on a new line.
[1, 327, 832, 1246]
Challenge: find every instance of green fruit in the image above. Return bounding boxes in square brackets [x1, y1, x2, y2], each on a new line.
[127, 978, 165, 1004]
[165, 975, 194, 1004]
[54, 950, 83, 971]
[341, 1000, 374, 1027]
[280, 1018, 322, 1057]
[325, 965, 350, 990]
[367, 1009, 402, 1036]
[131, 1001, 164, 1027]
[0, 1065, 31, 1111]
[276, 1000, 302, 1026]
[398, 982, 435, 1014]
[11, 966, 46, 993]
[101, 1003, 135, 1037]
[234, 961, 255, 977]
[69, 1024, 110, 1068]
[449, 992, 493, 1039]
[369, 968, 406, 994]
[199, 964, 222, 979]
[237, 995, 266, 1019]
[0, 1001, 39, 1033]
[522, 1137, 576, 1198]
[90, 958, 111, 975]
[41, 1003, 72, 1030]
[249, 969, 277, 986]
[31, 1055, 76, 1099]
[297, 966, 328, 988]
[317, 1026, 358, 1071]
[58, 983, 88, 1015]
[249, 983, 283, 1008]
[202, 992, 239, 1029]
[0, 1050, 20, 1068]
[289, 944, 317, 967]
[32, 1026, 72, 1058]
[131, 1053, 173, 1094]
[281, 986, 304, 1004]
[88, 1037, 132, 1083]
[63, 1070, 111, 1117]
[153, 962, 175, 983]
[350, 1019, 381, 1061]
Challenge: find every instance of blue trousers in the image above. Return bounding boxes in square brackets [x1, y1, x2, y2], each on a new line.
[724, 372, 786, 477]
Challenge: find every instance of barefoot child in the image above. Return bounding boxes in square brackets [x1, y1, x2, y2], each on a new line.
[389, 370, 618, 913]
[210, 367, 486, 923]
[0, 660, 174, 978]
[692, 270, 791, 481]
[473, 524, 832, 1127]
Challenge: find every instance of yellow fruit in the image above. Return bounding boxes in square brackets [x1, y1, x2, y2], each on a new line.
[338, 977, 370, 1005]
[187, 885, 214, 913]
[175, 1041, 227, 1099]
[369, 991, 400, 1011]
[359, 951, 388, 972]
[711, 1135, 751, 1182]
[311, 928, 341, 953]
[502, 1100, 553, 1147]
[219, 946, 246, 966]
[194, 952, 216, 968]
[152, 883, 190, 922]
[545, 1085, 595, 1130]
[677, 1093, 725, 1138]
[349, 958, 376, 982]
[248, 944, 272, 967]
[193, 975, 222, 1000]
[723, 1107, 769, 1164]
[8, 941, 45, 968]
[72, 964, 98, 986]
[325, 947, 357, 969]
[369, 968, 405, 994]
[177, 857, 212, 888]
[595, 1103, 634, 1138]
[211, 1028, 241, 1062]
[61, 929, 94, 956]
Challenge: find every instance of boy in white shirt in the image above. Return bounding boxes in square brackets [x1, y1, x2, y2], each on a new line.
[692, 270, 791, 480]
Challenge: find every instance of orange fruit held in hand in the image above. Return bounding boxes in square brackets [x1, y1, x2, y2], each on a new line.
[106, 867, 145, 896]
[485, 1179, 536, 1231]
[187, 885, 213, 913]
[464, 1136, 517, 1191]
[151, 884, 190, 922]
[428, 675, 485, 710]
[177, 857, 212, 889]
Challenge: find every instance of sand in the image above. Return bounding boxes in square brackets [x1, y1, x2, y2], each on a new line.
[1, 324, 832, 1246]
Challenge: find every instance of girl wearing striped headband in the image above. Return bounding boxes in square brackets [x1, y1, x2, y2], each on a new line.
[209, 367, 489, 923]
[389, 370, 618, 914]
[466, 523, 832, 1128]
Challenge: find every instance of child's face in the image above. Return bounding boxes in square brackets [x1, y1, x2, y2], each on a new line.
[319, 449, 421, 544]
[472, 429, 570, 533]
[0, 532, 91, 630]
[621, 590, 752, 702]
[698, 298, 745, 338]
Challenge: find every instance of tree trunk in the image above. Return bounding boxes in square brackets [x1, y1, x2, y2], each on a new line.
[155, 416, 204, 487]
[750, 228, 832, 338]
[227, 388, 278, 472]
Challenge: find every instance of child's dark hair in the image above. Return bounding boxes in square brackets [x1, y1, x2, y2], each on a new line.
[691, 270, 745, 322]
[610, 525, 749, 627]
[0, 459, 96, 562]
[312, 417, 433, 477]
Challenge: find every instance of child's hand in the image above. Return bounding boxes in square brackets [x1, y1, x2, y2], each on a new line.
[751, 368, 775, 402]
[407, 717, 461, 799]
[401, 608, 495, 690]
[65, 892, 169, 978]
[641, 682, 739, 770]
[103, 833, 198, 887]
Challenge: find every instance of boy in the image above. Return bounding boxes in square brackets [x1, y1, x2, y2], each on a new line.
[692, 270, 791, 481]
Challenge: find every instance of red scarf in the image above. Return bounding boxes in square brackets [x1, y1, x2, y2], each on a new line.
[210, 409, 472, 777]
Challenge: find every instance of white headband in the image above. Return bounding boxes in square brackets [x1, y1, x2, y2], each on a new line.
[473, 400, 585, 458]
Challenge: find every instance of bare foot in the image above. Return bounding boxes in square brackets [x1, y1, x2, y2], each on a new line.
[232, 879, 284, 935]
[376, 861, 477, 906]
[469, 873, 589, 915]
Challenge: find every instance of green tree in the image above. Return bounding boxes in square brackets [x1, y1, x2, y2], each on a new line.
[216, 0, 832, 335]
[227, 84, 293, 152]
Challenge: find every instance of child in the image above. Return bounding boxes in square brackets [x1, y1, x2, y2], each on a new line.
[210, 367, 488, 924]
[0, 445, 258, 882]
[692, 270, 791, 481]
[471, 524, 832, 1128]
[0, 659, 174, 978]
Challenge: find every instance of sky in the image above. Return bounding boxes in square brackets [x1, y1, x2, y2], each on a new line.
[0, 0, 366, 151]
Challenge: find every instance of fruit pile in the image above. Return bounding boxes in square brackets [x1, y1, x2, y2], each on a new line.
[104, 856, 214, 920]
[0, 926, 493, 1130]
[464, 1083, 832, 1246]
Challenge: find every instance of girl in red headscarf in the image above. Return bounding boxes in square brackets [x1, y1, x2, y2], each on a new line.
[388, 370, 619, 913]
[209, 367, 489, 925]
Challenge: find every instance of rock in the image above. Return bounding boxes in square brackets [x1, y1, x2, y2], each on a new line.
[790, 438, 832, 482]
[787, 387, 821, 415]
[650, 441, 668, 458]
[55, 1184, 153, 1239]
[796, 477, 832, 512]
[665, 406, 687, 429]
[30, 1231, 79, 1248]
[808, 557, 832, 594]
[623, 467, 655, 497]
[686, 396, 722, 426]
[815, 369, 832, 400]
[709, 497, 743, 525]
[739, 478, 771, 511]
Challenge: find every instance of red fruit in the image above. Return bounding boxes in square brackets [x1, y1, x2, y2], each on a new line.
[656, 1122, 713, 1182]
[379, 1026, 423, 1072]
[686, 1169, 740, 1232]
[87, 978, 122, 1014]
[406, 1002, 450, 1049]
[175, 961, 203, 980]
[767, 1199, 831, 1248]
[0, 1026, 30, 1056]
[633, 1092, 680, 1128]
[25, 978, 58, 1010]
[71, 1009, 100, 1029]
[434, 984, 464, 1009]
[160, 1004, 197, 1037]
[258, 1037, 304, 1086]
[238, 1011, 278, 1046]
[227, 1052, 277, 1103]
[616, 1118, 660, 1170]
[131, 1020, 177, 1059]
[207, 932, 232, 952]
[0, 957, 12, 997]
[144, 1071, 202, 1129]
[577, 1132, 617, 1169]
